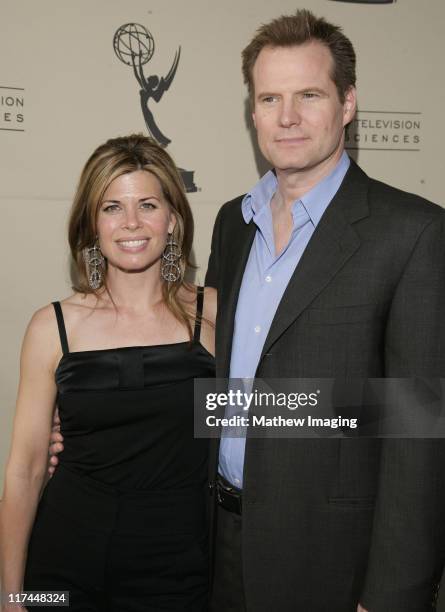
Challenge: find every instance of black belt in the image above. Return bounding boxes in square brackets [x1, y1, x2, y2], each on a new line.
[216, 474, 242, 515]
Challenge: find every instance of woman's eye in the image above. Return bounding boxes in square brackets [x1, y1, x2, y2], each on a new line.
[140, 202, 156, 209]
[103, 204, 120, 213]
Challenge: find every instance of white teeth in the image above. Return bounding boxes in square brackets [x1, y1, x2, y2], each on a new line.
[119, 240, 147, 247]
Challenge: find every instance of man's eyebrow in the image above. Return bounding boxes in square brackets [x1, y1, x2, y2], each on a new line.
[256, 87, 328, 98]
[256, 91, 278, 98]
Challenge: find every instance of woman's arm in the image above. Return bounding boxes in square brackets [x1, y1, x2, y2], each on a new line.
[0, 306, 59, 602]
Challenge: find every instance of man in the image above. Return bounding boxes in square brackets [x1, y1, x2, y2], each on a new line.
[205, 9, 445, 612]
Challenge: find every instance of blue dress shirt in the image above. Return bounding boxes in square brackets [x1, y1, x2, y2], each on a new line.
[218, 152, 351, 488]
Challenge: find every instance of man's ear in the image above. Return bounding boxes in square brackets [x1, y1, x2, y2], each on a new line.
[343, 86, 357, 127]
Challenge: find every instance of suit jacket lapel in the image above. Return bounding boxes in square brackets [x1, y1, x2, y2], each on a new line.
[217, 214, 256, 377]
[259, 160, 370, 363]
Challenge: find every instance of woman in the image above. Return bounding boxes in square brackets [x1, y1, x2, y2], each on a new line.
[0, 134, 216, 611]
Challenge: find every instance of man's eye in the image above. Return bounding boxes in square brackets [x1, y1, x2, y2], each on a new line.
[302, 92, 319, 99]
[262, 96, 278, 104]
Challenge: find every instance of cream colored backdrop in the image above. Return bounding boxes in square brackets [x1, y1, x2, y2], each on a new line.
[1, 0, 444, 491]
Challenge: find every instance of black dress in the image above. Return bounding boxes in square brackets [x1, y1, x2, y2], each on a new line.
[24, 288, 215, 611]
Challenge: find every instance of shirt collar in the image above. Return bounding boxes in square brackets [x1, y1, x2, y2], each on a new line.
[241, 151, 350, 227]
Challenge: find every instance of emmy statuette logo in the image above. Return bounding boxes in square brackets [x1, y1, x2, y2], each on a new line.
[113, 23, 197, 192]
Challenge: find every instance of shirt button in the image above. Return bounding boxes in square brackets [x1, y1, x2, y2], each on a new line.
[234, 478, 241, 486]
[265, 275, 272, 283]
[254, 325, 261, 333]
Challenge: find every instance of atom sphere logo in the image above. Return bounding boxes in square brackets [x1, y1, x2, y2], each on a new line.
[113, 23, 197, 192]
[114, 23, 155, 67]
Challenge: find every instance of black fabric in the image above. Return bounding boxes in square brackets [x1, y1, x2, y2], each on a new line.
[25, 292, 215, 610]
[210, 506, 246, 612]
[25, 466, 209, 611]
[194, 286, 204, 343]
[53, 344, 214, 490]
[52, 301, 69, 355]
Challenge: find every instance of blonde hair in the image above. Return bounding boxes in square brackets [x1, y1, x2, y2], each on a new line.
[68, 134, 196, 338]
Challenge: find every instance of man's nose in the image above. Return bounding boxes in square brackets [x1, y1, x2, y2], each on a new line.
[279, 98, 302, 127]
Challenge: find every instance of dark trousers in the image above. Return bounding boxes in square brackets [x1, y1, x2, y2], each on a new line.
[24, 466, 208, 611]
[210, 505, 246, 612]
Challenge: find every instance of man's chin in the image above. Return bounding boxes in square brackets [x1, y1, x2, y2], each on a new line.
[262, 149, 314, 173]
[273, 160, 313, 174]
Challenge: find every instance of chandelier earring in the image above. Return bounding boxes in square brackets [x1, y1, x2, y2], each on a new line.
[83, 239, 105, 290]
[161, 233, 182, 283]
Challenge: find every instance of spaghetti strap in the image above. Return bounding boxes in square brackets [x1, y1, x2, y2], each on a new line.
[193, 287, 204, 343]
[52, 301, 69, 355]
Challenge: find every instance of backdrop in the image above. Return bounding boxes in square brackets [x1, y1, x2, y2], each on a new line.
[1, 0, 444, 495]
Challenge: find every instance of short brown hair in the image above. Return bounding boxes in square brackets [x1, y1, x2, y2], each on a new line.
[242, 9, 356, 104]
[68, 134, 196, 337]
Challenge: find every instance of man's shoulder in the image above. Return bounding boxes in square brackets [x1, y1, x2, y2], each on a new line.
[213, 194, 247, 233]
[347, 160, 443, 228]
[367, 175, 443, 220]
[218, 194, 246, 216]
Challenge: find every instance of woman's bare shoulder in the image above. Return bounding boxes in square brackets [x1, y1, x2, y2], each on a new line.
[26, 303, 58, 337]
[59, 292, 102, 324]
[21, 303, 63, 370]
[61, 292, 98, 309]
[26, 293, 97, 345]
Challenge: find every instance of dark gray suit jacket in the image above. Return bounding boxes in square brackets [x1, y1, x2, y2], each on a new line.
[205, 159, 445, 612]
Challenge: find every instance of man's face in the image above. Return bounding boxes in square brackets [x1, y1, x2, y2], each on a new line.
[252, 42, 356, 176]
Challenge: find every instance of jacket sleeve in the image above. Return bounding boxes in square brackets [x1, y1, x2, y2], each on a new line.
[361, 211, 445, 611]
[205, 205, 224, 290]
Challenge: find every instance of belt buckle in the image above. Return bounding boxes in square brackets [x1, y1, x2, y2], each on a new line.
[220, 481, 235, 494]
[218, 474, 237, 494]
[216, 477, 242, 514]
[217, 480, 231, 505]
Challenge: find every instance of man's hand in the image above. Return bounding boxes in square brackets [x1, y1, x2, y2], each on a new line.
[357, 605, 368, 612]
[48, 407, 64, 476]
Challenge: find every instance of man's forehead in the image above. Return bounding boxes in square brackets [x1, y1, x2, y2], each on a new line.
[254, 41, 333, 67]
[252, 42, 335, 86]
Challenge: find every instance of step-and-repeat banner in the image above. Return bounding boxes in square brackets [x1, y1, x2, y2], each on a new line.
[1, 0, 444, 484]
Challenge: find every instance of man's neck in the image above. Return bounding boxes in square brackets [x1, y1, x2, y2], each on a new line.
[273, 147, 346, 212]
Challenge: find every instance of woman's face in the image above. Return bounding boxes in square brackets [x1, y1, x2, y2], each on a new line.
[96, 170, 175, 274]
